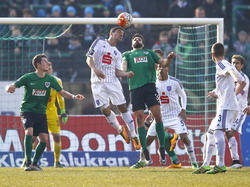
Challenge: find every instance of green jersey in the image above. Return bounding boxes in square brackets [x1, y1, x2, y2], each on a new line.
[14, 72, 62, 114]
[123, 49, 160, 90]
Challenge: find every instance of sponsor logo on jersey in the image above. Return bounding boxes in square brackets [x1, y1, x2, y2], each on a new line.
[45, 82, 50, 88]
[144, 51, 149, 55]
[32, 89, 46, 96]
[134, 56, 147, 63]
[102, 52, 112, 64]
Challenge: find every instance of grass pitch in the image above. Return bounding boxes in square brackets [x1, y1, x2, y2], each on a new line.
[0, 167, 250, 187]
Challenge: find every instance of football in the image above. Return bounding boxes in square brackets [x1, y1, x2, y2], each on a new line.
[117, 12, 133, 28]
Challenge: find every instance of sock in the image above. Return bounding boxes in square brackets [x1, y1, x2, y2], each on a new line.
[214, 130, 225, 167]
[139, 149, 146, 162]
[165, 134, 178, 163]
[121, 111, 137, 137]
[184, 142, 197, 164]
[33, 142, 47, 163]
[202, 131, 215, 167]
[105, 111, 122, 133]
[24, 135, 32, 163]
[228, 136, 239, 161]
[54, 142, 61, 163]
[138, 126, 147, 152]
[155, 122, 165, 148]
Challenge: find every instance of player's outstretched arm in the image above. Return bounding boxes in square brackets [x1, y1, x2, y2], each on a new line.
[163, 52, 176, 67]
[59, 90, 85, 100]
[5, 84, 16, 93]
[115, 68, 134, 78]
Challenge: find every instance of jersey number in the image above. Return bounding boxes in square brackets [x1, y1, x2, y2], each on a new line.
[160, 92, 169, 104]
[102, 52, 112, 64]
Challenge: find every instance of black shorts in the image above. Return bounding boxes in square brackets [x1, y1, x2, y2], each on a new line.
[20, 112, 48, 136]
[130, 83, 160, 112]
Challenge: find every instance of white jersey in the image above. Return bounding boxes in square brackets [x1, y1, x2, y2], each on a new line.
[87, 38, 122, 83]
[214, 59, 244, 111]
[156, 76, 187, 119]
[237, 72, 249, 110]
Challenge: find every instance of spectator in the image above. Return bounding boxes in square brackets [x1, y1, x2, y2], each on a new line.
[114, 4, 124, 16]
[67, 37, 86, 82]
[22, 8, 33, 17]
[37, 9, 47, 17]
[101, 0, 116, 16]
[152, 31, 173, 58]
[9, 8, 18, 17]
[51, 5, 61, 17]
[32, 0, 52, 8]
[168, 27, 179, 48]
[233, 30, 248, 57]
[202, 0, 222, 18]
[167, 0, 194, 18]
[194, 6, 206, 18]
[66, 6, 77, 17]
[83, 7, 96, 48]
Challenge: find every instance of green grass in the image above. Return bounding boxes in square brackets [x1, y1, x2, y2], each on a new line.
[0, 167, 250, 187]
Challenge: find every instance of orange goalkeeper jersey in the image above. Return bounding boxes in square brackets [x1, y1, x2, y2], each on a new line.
[46, 76, 65, 121]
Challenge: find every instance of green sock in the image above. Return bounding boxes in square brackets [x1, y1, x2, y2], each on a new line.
[164, 134, 178, 162]
[138, 126, 147, 151]
[155, 122, 165, 148]
[24, 135, 32, 163]
[33, 142, 46, 163]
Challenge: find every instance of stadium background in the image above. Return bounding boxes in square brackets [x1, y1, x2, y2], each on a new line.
[0, 0, 250, 167]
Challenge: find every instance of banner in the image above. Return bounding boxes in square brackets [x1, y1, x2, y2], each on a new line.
[0, 115, 245, 167]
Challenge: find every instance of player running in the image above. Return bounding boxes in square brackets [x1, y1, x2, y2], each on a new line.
[6, 54, 84, 171]
[86, 27, 141, 150]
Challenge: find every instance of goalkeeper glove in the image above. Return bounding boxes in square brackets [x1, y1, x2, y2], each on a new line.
[61, 109, 68, 125]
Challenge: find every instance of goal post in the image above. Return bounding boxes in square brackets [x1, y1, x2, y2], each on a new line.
[0, 17, 226, 167]
[0, 17, 224, 42]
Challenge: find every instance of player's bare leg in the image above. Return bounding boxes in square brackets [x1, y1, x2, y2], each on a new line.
[101, 106, 129, 143]
[117, 104, 141, 149]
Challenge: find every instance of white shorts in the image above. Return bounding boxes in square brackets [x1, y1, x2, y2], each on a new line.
[231, 110, 247, 134]
[147, 117, 188, 136]
[91, 81, 126, 108]
[209, 109, 238, 131]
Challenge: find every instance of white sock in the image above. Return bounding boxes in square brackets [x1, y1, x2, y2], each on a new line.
[105, 111, 122, 133]
[228, 136, 239, 161]
[184, 143, 197, 164]
[140, 149, 146, 162]
[214, 130, 225, 167]
[202, 131, 215, 167]
[121, 111, 137, 137]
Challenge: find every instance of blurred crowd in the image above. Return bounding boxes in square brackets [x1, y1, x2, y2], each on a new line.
[0, 0, 249, 82]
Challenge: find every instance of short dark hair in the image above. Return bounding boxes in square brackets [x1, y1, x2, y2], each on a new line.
[32, 54, 47, 69]
[132, 33, 144, 43]
[232, 55, 245, 65]
[211, 43, 224, 57]
[153, 49, 164, 57]
[110, 26, 124, 33]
